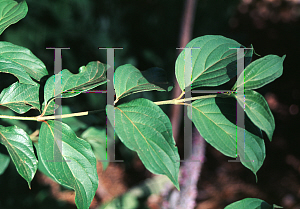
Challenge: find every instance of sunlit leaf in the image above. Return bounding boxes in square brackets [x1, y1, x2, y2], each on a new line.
[233, 55, 285, 90]
[107, 98, 180, 190]
[0, 0, 28, 35]
[225, 198, 283, 209]
[42, 61, 106, 115]
[0, 125, 37, 187]
[234, 90, 275, 141]
[175, 35, 253, 91]
[0, 81, 40, 114]
[189, 97, 265, 175]
[0, 41, 48, 83]
[114, 64, 173, 101]
[38, 120, 98, 209]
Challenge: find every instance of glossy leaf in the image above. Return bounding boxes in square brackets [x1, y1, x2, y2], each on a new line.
[0, 125, 37, 187]
[0, 0, 28, 35]
[0, 152, 10, 175]
[81, 127, 108, 170]
[234, 90, 275, 141]
[225, 198, 283, 209]
[175, 35, 253, 91]
[0, 41, 48, 83]
[0, 81, 40, 114]
[189, 97, 265, 175]
[107, 98, 180, 190]
[42, 61, 106, 115]
[114, 64, 173, 101]
[233, 55, 285, 90]
[38, 120, 98, 209]
[34, 143, 60, 183]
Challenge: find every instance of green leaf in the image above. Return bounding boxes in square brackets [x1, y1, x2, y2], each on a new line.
[34, 143, 61, 183]
[189, 97, 265, 175]
[0, 41, 48, 83]
[224, 198, 282, 209]
[0, 0, 28, 35]
[38, 120, 98, 209]
[175, 35, 253, 91]
[233, 55, 285, 90]
[81, 127, 109, 170]
[0, 125, 38, 187]
[114, 64, 173, 101]
[234, 90, 275, 141]
[107, 98, 180, 190]
[0, 81, 40, 114]
[0, 152, 10, 175]
[42, 61, 106, 115]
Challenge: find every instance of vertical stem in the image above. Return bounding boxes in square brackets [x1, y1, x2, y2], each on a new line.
[161, 128, 206, 209]
[170, 0, 197, 143]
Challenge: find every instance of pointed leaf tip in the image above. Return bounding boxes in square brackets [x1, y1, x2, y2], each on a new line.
[107, 98, 180, 188]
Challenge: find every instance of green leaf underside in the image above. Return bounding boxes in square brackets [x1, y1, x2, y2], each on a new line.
[42, 61, 107, 115]
[189, 97, 265, 175]
[224, 198, 282, 209]
[175, 35, 253, 91]
[81, 127, 108, 170]
[34, 143, 61, 183]
[0, 0, 28, 35]
[235, 90, 275, 141]
[114, 64, 173, 101]
[107, 98, 180, 190]
[233, 55, 285, 90]
[0, 152, 10, 175]
[0, 41, 48, 83]
[38, 120, 98, 209]
[0, 81, 40, 114]
[0, 125, 37, 187]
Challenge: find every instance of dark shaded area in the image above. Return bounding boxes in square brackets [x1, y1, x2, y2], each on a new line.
[0, 0, 299, 208]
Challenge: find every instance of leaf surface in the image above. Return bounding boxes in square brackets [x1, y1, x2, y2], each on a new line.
[189, 97, 265, 175]
[38, 120, 98, 209]
[0, 0, 28, 35]
[233, 55, 285, 90]
[107, 98, 180, 189]
[0, 41, 47, 83]
[0, 81, 40, 114]
[175, 35, 253, 91]
[42, 61, 106, 115]
[114, 64, 173, 101]
[225, 198, 283, 209]
[235, 90, 275, 141]
[0, 125, 37, 187]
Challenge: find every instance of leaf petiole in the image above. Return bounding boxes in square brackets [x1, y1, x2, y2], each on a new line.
[154, 94, 228, 106]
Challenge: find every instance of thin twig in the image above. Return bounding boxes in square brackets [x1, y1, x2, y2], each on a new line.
[154, 94, 220, 106]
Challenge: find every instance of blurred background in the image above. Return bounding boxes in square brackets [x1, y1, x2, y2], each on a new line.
[0, 0, 299, 208]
